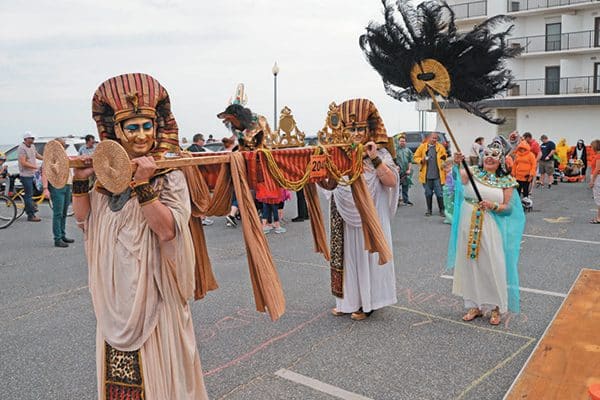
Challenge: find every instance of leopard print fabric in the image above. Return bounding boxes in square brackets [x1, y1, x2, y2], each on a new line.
[330, 197, 345, 298]
[105, 342, 144, 400]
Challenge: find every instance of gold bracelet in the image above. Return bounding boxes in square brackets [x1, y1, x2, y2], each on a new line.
[72, 179, 90, 196]
[134, 182, 158, 206]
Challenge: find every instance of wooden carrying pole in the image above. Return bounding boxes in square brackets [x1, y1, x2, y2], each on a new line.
[426, 86, 483, 202]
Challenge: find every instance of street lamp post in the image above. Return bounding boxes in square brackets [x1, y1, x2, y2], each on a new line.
[272, 62, 279, 130]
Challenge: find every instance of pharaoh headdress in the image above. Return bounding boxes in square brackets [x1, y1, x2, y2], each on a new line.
[359, 0, 520, 124]
[91, 73, 179, 154]
[339, 98, 388, 145]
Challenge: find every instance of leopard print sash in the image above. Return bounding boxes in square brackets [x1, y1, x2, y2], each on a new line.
[330, 198, 345, 298]
[104, 342, 145, 399]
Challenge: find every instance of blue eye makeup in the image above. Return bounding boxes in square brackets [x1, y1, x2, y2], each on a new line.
[142, 122, 153, 130]
[125, 124, 139, 131]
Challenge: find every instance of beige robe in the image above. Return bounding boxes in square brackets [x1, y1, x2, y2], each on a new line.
[84, 170, 208, 399]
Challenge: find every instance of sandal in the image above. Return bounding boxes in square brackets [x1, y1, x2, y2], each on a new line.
[590, 219, 600, 224]
[462, 307, 482, 322]
[489, 307, 501, 326]
[350, 310, 373, 321]
[331, 308, 346, 317]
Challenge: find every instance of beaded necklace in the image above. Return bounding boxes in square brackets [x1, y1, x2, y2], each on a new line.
[473, 167, 517, 189]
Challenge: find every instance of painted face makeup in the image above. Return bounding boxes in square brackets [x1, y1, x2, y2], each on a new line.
[344, 124, 369, 144]
[118, 117, 156, 158]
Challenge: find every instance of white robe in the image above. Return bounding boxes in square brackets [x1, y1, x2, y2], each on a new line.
[331, 149, 399, 313]
[85, 170, 208, 400]
[452, 182, 509, 313]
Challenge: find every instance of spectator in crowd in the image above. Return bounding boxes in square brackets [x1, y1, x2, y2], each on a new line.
[589, 139, 600, 224]
[508, 131, 520, 153]
[522, 132, 541, 188]
[223, 137, 239, 226]
[258, 188, 287, 234]
[187, 134, 213, 225]
[0, 152, 7, 183]
[469, 137, 484, 166]
[18, 131, 43, 221]
[539, 134, 556, 188]
[571, 139, 588, 177]
[78, 134, 97, 156]
[555, 138, 569, 170]
[292, 188, 309, 222]
[522, 132, 540, 158]
[413, 132, 447, 217]
[394, 134, 414, 206]
[442, 159, 455, 224]
[222, 137, 236, 152]
[277, 189, 291, 224]
[207, 134, 216, 143]
[511, 140, 537, 201]
[42, 138, 74, 247]
[187, 133, 207, 152]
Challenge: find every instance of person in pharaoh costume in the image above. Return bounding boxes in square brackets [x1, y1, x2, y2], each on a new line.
[72, 73, 208, 399]
[448, 140, 525, 326]
[322, 98, 399, 321]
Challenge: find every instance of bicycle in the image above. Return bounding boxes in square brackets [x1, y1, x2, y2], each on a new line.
[3, 174, 74, 219]
[0, 194, 17, 229]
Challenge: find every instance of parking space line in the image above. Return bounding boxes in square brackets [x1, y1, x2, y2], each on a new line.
[455, 338, 536, 400]
[275, 368, 373, 400]
[522, 234, 600, 245]
[389, 305, 535, 341]
[440, 275, 567, 298]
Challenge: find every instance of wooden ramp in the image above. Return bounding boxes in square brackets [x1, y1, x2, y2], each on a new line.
[505, 268, 600, 400]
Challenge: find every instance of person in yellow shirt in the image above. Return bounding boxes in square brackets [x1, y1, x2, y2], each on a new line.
[413, 133, 448, 217]
[555, 138, 569, 170]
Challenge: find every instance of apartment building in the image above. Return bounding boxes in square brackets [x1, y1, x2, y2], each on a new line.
[424, 0, 600, 152]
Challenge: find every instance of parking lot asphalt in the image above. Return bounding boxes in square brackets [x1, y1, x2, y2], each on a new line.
[0, 178, 598, 399]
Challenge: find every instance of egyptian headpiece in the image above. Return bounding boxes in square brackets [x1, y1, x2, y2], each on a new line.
[339, 98, 388, 145]
[91, 73, 179, 154]
[482, 136, 510, 175]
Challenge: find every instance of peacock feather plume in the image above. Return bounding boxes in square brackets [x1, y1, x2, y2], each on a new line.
[359, 0, 521, 124]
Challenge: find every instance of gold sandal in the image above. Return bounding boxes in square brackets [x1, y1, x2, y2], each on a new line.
[489, 308, 501, 325]
[462, 307, 482, 322]
[331, 308, 345, 317]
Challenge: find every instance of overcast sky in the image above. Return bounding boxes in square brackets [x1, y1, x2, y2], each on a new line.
[0, 0, 436, 145]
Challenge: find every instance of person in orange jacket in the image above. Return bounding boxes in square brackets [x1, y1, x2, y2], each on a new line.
[511, 140, 537, 200]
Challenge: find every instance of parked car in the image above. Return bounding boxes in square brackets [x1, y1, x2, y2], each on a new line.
[396, 131, 452, 156]
[4, 136, 86, 176]
[203, 142, 225, 152]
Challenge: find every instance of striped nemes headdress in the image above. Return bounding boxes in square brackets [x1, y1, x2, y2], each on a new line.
[91, 73, 179, 154]
[338, 98, 388, 145]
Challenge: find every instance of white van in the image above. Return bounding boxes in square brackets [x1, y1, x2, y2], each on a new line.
[4, 136, 86, 176]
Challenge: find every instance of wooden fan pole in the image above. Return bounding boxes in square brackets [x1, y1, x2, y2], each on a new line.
[425, 86, 483, 202]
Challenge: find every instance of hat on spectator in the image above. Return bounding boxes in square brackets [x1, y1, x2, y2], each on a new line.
[23, 131, 34, 139]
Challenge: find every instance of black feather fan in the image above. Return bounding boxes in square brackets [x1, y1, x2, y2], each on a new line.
[359, 0, 520, 124]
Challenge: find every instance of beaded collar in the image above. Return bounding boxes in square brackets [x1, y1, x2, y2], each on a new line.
[472, 166, 517, 189]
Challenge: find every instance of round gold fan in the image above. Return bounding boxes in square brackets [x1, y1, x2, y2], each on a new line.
[410, 59, 451, 97]
[44, 140, 70, 189]
[92, 140, 132, 194]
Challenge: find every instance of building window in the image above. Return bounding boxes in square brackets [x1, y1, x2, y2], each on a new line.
[595, 17, 600, 48]
[545, 66, 560, 95]
[594, 63, 600, 93]
[546, 23, 561, 52]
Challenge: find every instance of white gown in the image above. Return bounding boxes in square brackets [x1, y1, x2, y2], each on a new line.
[331, 149, 399, 313]
[452, 181, 509, 313]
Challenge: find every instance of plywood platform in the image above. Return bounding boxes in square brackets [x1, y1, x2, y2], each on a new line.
[505, 268, 600, 400]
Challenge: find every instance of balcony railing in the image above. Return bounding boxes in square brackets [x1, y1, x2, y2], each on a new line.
[507, 75, 600, 96]
[507, 0, 594, 13]
[507, 30, 598, 53]
[449, 0, 487, 19]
